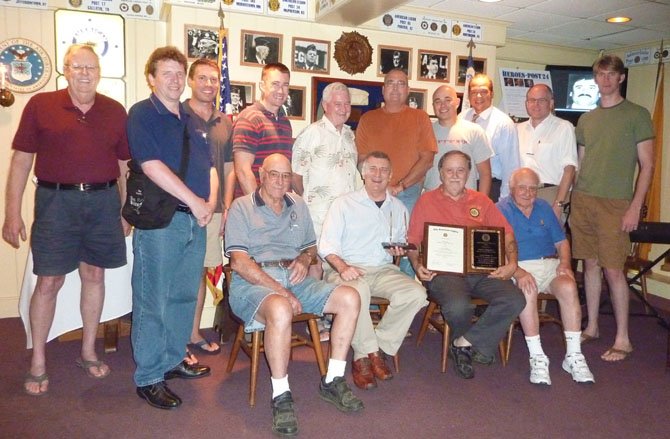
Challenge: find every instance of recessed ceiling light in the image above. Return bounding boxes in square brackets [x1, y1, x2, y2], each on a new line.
[479, 0, 503, 3]
[606, 16, 632, 23]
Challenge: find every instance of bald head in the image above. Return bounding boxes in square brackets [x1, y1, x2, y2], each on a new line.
[432, 85, 460, 125]
[261, 153, 291, 173]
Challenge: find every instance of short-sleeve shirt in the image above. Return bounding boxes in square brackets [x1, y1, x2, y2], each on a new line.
[184, 100, 233, 212]
[496, 196, 564, 261]
[575, 99, 654, 200]
[356, 106, 437, 186]
[517, 114, 578, 185]
[292, 116, 361, 234]
[408, 188, 512, 247]
[426, 119, 493, 190]
[319, 188, 409, 266]
[12, 88, 130, 183]
[127, 94, 212, 199]
[232, 101, 293, 189]
[225, 190, 316, 262]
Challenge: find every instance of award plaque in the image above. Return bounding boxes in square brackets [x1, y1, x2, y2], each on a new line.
[422, 223, 504, 275]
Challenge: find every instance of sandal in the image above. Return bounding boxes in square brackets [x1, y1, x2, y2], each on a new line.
[188, 338, 221, 355]
[75, 358, 111, 379]
[24, 372, 49, 396]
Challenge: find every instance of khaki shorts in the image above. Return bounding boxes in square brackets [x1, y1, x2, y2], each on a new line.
[518, 258, 561, 294]
[203, 213, 223, 267]
[569, 191, 630, 269]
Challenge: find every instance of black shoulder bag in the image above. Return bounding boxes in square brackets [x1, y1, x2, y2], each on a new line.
[122, 126, 190, 229]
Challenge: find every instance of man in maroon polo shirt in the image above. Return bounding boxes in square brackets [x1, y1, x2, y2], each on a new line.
[2, 44, 130, 396]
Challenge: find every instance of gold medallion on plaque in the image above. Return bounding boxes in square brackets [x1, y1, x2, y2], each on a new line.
[334, 31, 373, 75]
[453, 24, 462, 36]
[269, 0, 280, 12]
[469, 207, 480, 218]
[223, 0, 233, 5]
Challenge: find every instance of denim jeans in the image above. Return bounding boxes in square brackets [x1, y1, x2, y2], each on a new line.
[395, 182, 422, 278]
[131, 212, 206, 386]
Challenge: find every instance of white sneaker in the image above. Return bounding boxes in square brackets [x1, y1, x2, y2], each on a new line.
[529, 354, 551, 385]
[562, 352, 595, 383]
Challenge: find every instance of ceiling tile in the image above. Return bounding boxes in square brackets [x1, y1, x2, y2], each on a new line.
[527, 0, 646, 18]
[497, 9, 572, 31]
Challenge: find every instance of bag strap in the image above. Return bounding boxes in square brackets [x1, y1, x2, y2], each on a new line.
[176, 123, 190, 179]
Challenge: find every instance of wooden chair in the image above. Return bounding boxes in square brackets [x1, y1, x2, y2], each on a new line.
[226, 313, 327, 407]
[625, 242, 652, 314]
[503, 292, 564, 364]
[416, 297, 510, 372]
[223, 264, 327, 407]
[370, 296, 400, 372]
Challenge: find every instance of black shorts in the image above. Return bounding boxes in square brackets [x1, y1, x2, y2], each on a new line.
[31, 186, 127, 276]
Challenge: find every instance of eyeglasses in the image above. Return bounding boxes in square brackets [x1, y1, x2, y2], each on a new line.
[526, 98, 550, 105]
[266, 170, 292, 181]
[516, 185, 539, 193]
[266, 81, 289, 91]
[385, 80, 407, 89]
[66, 64, 99, 73]
[470, 89, 490, 96]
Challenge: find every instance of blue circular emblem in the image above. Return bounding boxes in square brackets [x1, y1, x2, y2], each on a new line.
[0, 38, 52, 93]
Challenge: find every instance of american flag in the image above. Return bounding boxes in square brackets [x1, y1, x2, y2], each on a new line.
[461, 39, 477, 112]
[217, 30, 232, 114]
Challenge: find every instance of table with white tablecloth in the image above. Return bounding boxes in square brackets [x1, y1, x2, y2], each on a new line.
[19, 236, 133, 349]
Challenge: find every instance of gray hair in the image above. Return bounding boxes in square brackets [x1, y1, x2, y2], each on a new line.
[322, 82, 350, 104]
[63, 44, 98, 66]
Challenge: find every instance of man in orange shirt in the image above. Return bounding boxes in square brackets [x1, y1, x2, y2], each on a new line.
[356, 69, 437, 275]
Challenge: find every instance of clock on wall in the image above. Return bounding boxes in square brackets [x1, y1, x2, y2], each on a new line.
[55, 9, 125, 78]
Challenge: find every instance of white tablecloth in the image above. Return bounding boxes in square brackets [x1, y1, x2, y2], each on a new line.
[19, 236, 134, 348]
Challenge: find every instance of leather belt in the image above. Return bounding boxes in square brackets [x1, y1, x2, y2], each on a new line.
[541, 254, 558, 259]
[175, 204, 192, 214]
[492, 178, 502, 182]
[37, 179, 117, 191]
[256, 259, 293, 268]
[539, 183, 557, 188]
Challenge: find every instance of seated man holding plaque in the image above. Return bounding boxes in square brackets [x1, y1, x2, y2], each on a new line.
[497, 168, 594, 385]
[319, 151, 427, 390]
[407, 150, 525, 379]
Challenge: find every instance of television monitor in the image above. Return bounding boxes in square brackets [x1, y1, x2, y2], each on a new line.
[545, 64, 628, 126]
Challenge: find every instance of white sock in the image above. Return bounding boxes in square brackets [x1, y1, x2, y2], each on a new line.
[564, 331, 582, 355]
[271, 375, 290, 399]
[325, 358, 347, 384]
[525, 335, 545, 357]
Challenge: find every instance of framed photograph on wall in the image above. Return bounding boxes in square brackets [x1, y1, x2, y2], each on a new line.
[241, 30, 282, 67]
[312, 76, 384, 129]
[230, 81, 255, 115]
[417, 49, 450, 82]
[408, 88, 427, 111]
[282, 86, 306, 120]
[377, 45, 411, 77]
[292, 37, 330, 74]
[456, 56, 487, 86]
[184, 25, 219, 61]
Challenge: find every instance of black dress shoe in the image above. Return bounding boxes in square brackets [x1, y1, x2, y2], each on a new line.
[136, 382, 181, 409]
[164, 360, 211, 380]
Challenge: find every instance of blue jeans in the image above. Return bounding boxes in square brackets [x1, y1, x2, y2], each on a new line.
[131, 212, 206, 386]
[396, 183, 422, 278]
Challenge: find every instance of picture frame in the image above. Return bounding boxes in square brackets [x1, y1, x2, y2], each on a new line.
[241, 30, 282, 67]
[292, 37, 330, 74]
[456, 56, 487, 86]
[408, 88, 427, 111]
[230, 81, 255, 115]
[184, 24, 219, 61]
[377, 45, 411, 77]
[282, 86, 306, 120]
[417, 49, 450, 82]
[312, 76, 384, 130]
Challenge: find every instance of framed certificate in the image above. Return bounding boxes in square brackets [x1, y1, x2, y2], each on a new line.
[422, 223, 504, 275]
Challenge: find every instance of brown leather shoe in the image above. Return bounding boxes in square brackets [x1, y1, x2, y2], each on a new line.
[352, 357, 377, 390]
[368, 351, 393, 381]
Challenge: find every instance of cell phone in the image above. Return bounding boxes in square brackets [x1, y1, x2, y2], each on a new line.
[381, 242, 417, 250]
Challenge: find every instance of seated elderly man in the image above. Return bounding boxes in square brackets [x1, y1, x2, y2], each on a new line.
[225, 153, 363, 437]
[319, 151, 427, 390]
[497, 168, 594, 385]
[407, 151, 525, 379]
